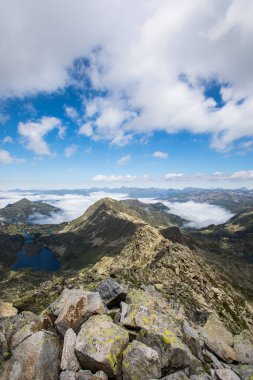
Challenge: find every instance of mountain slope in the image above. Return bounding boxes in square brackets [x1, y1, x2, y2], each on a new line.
[0, 198, 61, 224]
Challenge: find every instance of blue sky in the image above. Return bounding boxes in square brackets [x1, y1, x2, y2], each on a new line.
[0, 0, 253, 189]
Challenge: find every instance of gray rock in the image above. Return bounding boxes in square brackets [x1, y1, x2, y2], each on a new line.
[202, 349, 225, 369]
[77, 370, 93, 380]
[215, 369, 241, 380]
[231, 364, 253, 380]
[50, 289, 106, 336]
[1, 330, 62, 380]
[92, 371, 108, 380]
[137, 326, 200, 373]
[120, 302, 129, 323]
[183, 321, 203, 360]
[60, 370, 77, 380]
[75, 314, 129, 377]
[161, 371, 190, 379]
[61, 328, 80, 372]
[0, 331, 8, 363]
[190, 374, 212, 380]
[122, 340, 161, 380]
[233, 331, 253, 364]
[96, 277, 126, 307]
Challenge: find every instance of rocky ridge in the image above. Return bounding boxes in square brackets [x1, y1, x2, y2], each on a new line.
[1, 277, 253, 379]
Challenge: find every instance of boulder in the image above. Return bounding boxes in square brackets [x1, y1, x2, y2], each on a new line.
[190, 375, 212, 380]
[61, 328, 80, 372]
[182, 321, 203, 360]
[60, 370, 77, 380]
[49, 289, 106, 336]
[92, 371, 108, 380]
[202, 349, 225, 369]
[201, 315, 237, 363]
[1, 330, 62, 380]
[233, 331, 253, 364]
[137, 326, 200, 373]
[96, 278, 126, 307]
[122, 340, 161, 380]
[215, 369, 241, 380]
[75, 315, 129, 377]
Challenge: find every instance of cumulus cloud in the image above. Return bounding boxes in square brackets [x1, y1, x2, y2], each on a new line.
[18, 117, 65, 155]
[117, 155, 131, 166]
[153, 151, 168, 159]
[78, 123, 93, 137]
[64, 144, 78, 158]
[0, 149, 25, 164]
[0, 1, 253, 150]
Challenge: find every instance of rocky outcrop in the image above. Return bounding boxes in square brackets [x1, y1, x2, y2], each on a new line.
[49, 289, 106, 336]
[96, 277, 126, 307]
[1, 278, 253, 379]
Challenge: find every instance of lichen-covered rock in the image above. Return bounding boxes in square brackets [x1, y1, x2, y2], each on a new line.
[60, 370, 77, 380]
[92, 371, 108, 380]
[96, 278, 126, 307]
[49, 289, 106, 336]
[201, 315, 237, 363]
[233, 331, 253, 364]
[190, 374, 212, 380]
[75, 315, 129, 377]
[215, 369, 241, 380]
[61, 328, 80, 372]
[122, 340, 161, 380]
[122, 304, 180, 335]
[137, 323, 200, 372]
[1, 330, 62, 380]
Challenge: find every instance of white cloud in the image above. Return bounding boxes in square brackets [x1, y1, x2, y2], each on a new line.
[0, 1, 253, 150]
[18, 116, 64, 155]
[117, 154, 131, 166]
[153, 151, 168, 159]
[165, 173, 184, 179]
[163, 200, 234, 228]
[3, 136, 14, 144]
[164, 170, 253, 182]
[64, 144, 78, 158]
[65, 106, 79, 120]
[78, 123, 93, 137]
[93, 174, 137, 182]
[0, 149, 25, 164]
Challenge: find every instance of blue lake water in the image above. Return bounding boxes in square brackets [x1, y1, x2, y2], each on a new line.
[11, 233, 61, 271]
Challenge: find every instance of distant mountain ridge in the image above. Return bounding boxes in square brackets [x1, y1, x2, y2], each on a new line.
[0, 198, 61, 224]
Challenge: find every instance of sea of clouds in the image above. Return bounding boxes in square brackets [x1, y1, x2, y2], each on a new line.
[0, 191, 233, 228]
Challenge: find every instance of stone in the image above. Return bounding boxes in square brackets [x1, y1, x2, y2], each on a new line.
[122, 340, 161, 380]
[49, 289, 106, 336]
[202, 349, 225, 369]
[92, 371, 108, 380]
[190, 375, 212, 380]
[77, 370, 94, 380]
[61, 328, 80, 372]
[183, 321, 203, 360]
[0, 331, 8, 363]
[231, 364, 253, 380]
[137, 325, 200, 373]
[215, 369, 241, 380]
[0, 302, 18, 318]
[75, 314, 129, 377]
[120, 302, 129, 323]
[201, 315, 237, 363]
[233, 331, 253, 364]
[96, 277, 126, 307]
[60, 370, 77, 380]
[1, 330, 62, 380]
[160, 370, 190, 379]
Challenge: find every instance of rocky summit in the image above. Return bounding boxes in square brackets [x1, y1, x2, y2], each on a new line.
[1, 197, 253, 379]
[1, 277, 253, 380]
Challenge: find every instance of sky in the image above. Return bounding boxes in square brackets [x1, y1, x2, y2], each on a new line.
[0, 0, 253, 189]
